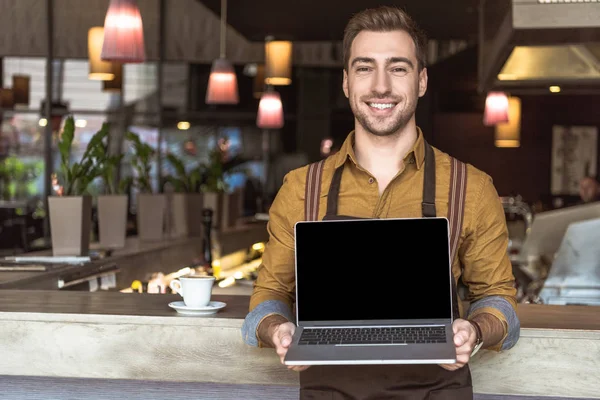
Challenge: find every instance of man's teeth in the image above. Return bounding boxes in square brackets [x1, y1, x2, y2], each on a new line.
[368, 103, 395, 109]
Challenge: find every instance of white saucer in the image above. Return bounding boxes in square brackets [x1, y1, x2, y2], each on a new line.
[168, 301, 227, 316]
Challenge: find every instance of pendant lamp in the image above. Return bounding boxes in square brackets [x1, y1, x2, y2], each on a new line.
[257, 87, 284, 129]
[495, 96, 521, 148]
[101, 0, 146, 63]
[89, 27, 115, 80]
[483, 92, 509, 126]
[206, 0, 239, 104]
[265, 39, 292, 86]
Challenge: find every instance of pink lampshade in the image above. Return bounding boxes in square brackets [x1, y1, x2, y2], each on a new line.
[206, 58, 239, 104]
[257, 90, 284, 129]
[101, 0, 146, 63]
[483, 92, 509, 126]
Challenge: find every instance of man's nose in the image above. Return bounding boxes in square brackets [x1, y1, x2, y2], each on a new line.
[371, 68, 392, 95]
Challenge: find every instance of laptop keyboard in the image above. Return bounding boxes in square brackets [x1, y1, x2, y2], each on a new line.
[298, 326, 447, 345]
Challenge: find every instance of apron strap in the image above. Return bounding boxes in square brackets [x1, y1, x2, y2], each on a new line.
[447, 157, 468, 319]
[325, 166, 344, 218]
[304, 159, 326, 221]
[422, 142, 437, 218]
[448, 158, 467, 262]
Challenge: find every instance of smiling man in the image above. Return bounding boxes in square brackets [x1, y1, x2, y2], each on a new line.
[242, 6, 520, 399]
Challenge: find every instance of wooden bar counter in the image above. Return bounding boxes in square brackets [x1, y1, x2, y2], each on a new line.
[0, 290, 598, 399]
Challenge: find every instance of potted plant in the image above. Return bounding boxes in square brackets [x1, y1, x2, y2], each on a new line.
[50, 116, 104, 256]
[201, 143, 246, 230]
[95, 124, 132, 249]
[165, 153, 203, 237]
[126, 131, 165, 241]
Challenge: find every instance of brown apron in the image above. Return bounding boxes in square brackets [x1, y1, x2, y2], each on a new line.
[299, 142, 473, 400]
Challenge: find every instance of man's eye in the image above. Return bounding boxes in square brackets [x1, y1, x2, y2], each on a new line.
[356, 67, 370, 72]
[393, 68, 407, 73]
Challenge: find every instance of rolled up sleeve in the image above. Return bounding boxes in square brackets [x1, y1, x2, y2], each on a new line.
[241, 300, 295, 347]
[460, 174, 520, 351]
[242, 171, 302, 346]
[468, 296, 520, 350]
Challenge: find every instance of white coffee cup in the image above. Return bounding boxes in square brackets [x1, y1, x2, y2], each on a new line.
[169, 275, 215, 308]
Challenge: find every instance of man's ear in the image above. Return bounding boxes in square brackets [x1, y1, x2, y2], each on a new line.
[343, 69, 349, 98]
[418, 67, 428, 98]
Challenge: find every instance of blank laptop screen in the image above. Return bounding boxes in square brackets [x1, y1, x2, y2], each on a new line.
[295, 218, 453, 322]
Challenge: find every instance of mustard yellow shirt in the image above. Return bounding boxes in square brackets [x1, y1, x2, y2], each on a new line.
[250, 129, 517, 351]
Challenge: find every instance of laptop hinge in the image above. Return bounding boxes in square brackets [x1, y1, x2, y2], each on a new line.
[301, 319, 452, 328]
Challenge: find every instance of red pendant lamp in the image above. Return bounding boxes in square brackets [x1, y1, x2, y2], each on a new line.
[483, 92, 509, 126]
[206, 0, 239, 104]
[257, 87, 284, 129]
[101, 0, 146, 63]
[206, 59, 239, 104]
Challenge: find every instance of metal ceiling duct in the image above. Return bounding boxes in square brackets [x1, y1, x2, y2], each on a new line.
[478, 0, 600, 94]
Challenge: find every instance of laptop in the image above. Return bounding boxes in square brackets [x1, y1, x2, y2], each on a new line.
[284, 217, 457, 366]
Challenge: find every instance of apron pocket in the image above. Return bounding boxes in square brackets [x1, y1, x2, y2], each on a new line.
[428, 386, 473, 400]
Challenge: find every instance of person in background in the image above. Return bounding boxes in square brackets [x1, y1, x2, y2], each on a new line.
[579, 176, 600, 203]
[242, 5, 520, 399]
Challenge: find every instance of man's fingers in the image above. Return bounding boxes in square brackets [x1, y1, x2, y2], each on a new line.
[272, 322, 296, 366]
[276, 346, 287, 358]
[288, 365, 310, 372]
[456, 353, 469, 365]
[438, 361, 466, 371]
[276, 323, 295, 345]
[455, 343, 474, 356]
[280, 334, 292, 348]
[454, 331, 469, 347]
[272, 323, 293, 349]
[438, 363, 458, 371]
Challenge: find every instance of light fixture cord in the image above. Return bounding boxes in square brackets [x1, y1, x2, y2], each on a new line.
[220, 0, 227, 58]
[264, 35, 273, 88]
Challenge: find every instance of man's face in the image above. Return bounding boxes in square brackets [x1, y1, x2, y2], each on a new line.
[343, 30, 428, 137]
[579, 177, 600, 203]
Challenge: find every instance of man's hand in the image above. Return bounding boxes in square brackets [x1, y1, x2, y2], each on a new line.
[439, 318, 477, 371]
[269, 321, 311, 372]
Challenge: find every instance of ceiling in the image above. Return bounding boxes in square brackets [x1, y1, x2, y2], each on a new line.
[198, 0, 481, 42]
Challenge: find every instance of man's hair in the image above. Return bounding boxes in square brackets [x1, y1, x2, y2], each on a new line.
[342, 6, 428, 71]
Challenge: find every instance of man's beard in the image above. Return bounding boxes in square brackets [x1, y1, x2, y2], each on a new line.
[350, 92, 418, 137]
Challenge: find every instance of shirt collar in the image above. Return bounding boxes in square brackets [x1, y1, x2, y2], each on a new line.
[333, 131, 358, 169]
[333, 127, 426, 170]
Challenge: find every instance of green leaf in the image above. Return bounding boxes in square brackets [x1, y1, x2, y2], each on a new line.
[58, 117, 75, 164]
[118, 176, 133, 195]
[126, 131, 156, 194]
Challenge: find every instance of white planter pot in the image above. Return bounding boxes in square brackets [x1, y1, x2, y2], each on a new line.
[171, 193, 188, 237]
[97, 195, 128, 248]
[221, 189, 243, 229]
[137, 193, 166, 241]
[48, 195, 92, 256]
[171, 193, 204, 237]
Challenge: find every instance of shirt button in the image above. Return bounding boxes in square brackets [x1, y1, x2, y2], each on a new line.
[368, 178, 375, 184]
